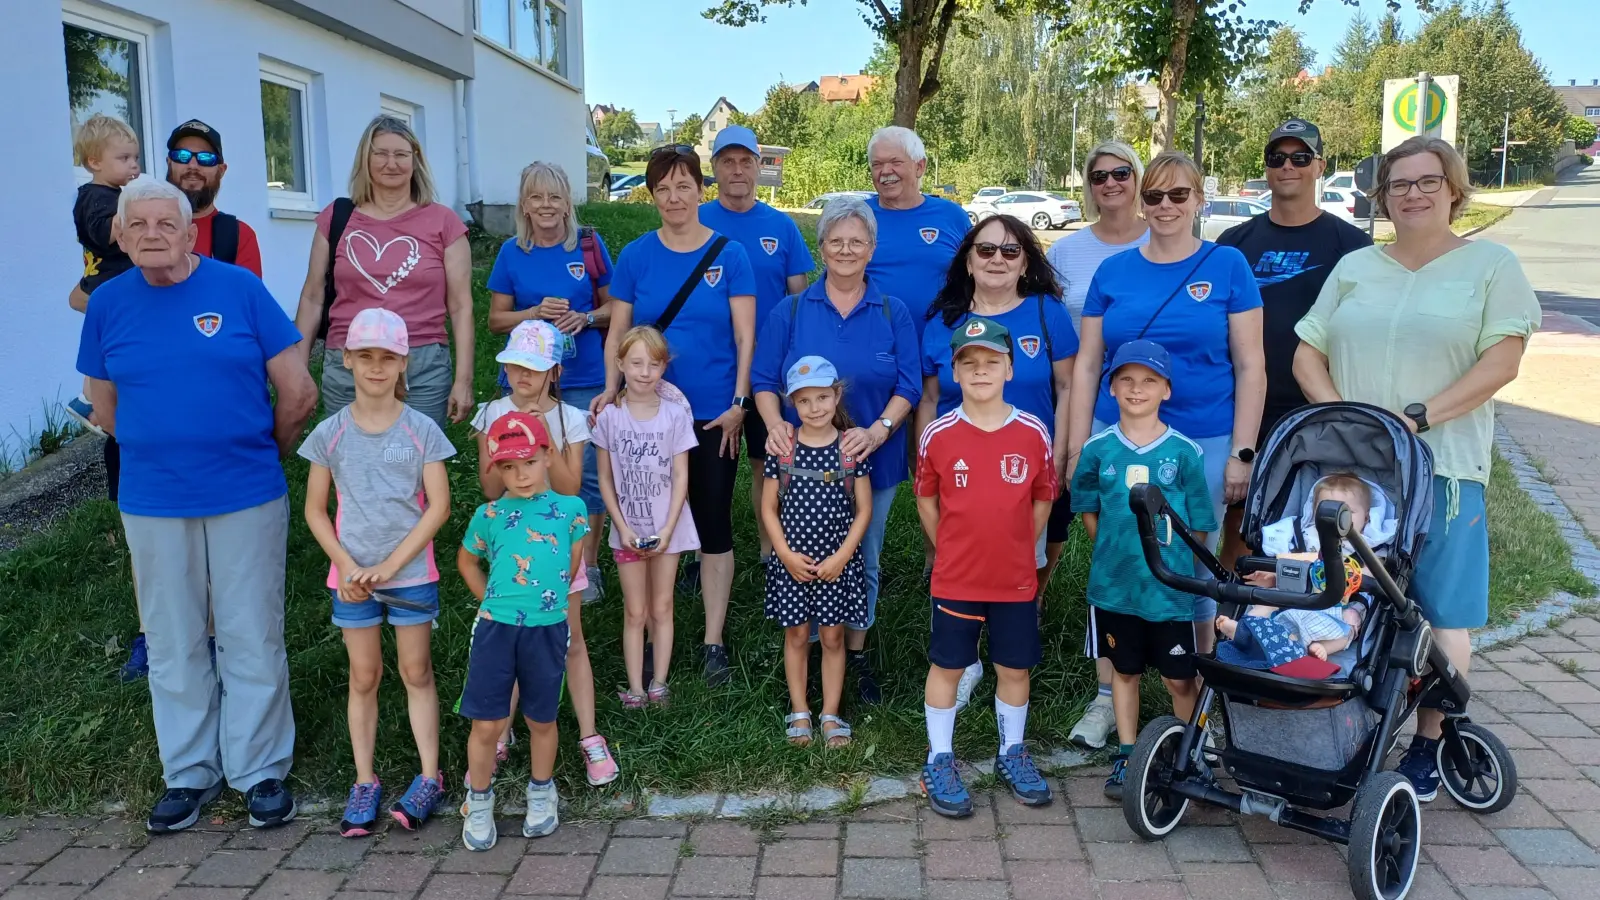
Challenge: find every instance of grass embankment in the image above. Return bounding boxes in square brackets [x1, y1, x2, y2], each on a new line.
[1374, 202, 1511, 243]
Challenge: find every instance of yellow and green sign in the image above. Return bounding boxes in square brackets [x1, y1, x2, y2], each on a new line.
[1381, 75, 1459, 152]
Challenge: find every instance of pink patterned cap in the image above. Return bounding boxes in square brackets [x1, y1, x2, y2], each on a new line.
[345, 307, 409, 355]
[497, 320, 563, 372]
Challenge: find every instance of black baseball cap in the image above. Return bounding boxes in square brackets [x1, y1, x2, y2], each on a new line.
[167, 119, 222, 157]
[1266, 118, 1322, 156]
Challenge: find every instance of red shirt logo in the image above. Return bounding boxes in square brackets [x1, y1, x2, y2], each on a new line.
[1000, 453, 1028, 484]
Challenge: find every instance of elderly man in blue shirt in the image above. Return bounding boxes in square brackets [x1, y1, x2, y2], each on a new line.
[863, 126, 971, 326]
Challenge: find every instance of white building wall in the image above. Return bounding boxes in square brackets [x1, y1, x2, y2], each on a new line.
[471, 41, 587, 206]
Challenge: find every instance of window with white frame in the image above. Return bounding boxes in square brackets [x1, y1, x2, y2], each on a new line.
[259, 60, 315, 207]
[62, 10, 154, 173]
[477, 0, 569, 77]
[380, 95, 423, 144]
[1587, 106, 1600, 117]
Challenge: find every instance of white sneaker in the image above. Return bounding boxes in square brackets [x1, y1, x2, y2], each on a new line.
[953, 661, 985, 713]
[461, 789, 497, 851]
[1069, 696, 1117, 750]
[523, 779, 559, 838]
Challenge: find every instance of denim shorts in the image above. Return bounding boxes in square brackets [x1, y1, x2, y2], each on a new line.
[323, 342, 454, 428]
[330, 581, 441, 629]
[559, 384, 607, 515]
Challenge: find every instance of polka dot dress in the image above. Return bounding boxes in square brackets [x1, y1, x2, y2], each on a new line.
[763, 439, 870, 628]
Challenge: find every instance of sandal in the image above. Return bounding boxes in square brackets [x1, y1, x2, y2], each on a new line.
[820, 714, 853, 748]
[646, 681, 671, 706]
[618, 689, 648, 709]
[785, 712, 813, 747]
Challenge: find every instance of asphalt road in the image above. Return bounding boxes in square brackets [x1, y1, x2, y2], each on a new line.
[1479, 164, 1600, 329]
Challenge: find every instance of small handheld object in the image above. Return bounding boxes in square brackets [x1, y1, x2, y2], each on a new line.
[370, 590, 436, 613]
[634, 535, 661, 550]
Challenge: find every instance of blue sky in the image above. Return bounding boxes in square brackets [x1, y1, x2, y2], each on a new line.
[582, 0, 1592, 129]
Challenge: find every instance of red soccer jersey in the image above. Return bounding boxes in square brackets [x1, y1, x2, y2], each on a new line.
[915, 406, 1057, 602]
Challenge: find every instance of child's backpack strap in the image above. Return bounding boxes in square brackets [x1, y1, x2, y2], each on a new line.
[777, 450, 796, 501]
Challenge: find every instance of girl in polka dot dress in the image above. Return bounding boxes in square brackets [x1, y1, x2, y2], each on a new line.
[760, 356, 871, 749]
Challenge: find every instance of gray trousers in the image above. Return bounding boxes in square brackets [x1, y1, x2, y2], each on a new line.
[322, 342, 453, 428]
[123, 496, 295, 791]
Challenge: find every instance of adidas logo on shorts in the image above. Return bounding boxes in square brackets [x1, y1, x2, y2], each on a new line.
[1169, 645, 1187, 656]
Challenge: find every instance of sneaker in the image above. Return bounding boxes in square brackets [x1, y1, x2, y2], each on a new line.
[996, 744, 1053, 806]
[702, 643, 731, 687]
[65, 395, 104, 437]
[146, 783, 223, 833]
[678, 557, 702, 595]
[121, 634, 149, 683]
[582, 565, 604, 605]
[523, 780, 559, 837]
[245, 778, 297, 829]
[580, 735, 620, 786]
[1395, 735, 1440, 802]
[339, 780, 382, 837]
[1104, 756, 1128, 801]
[390, 773, 444, 830]
[850, 651, 882, 705]
[1069, 696, 1117, 751]
[920, 752, 973, 818]
[462, 789, 498, 850]
[953, 661, 984, 713]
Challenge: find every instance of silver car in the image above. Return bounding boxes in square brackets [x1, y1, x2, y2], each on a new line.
[965, 191, 1082, 229]
[1200, 196, 1270, 240]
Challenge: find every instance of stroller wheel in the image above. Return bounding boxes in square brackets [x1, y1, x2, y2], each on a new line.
[1121, 715, 1191, 841]
[1348, 771, 1421, 900]
[1437, 722, 1518, 814]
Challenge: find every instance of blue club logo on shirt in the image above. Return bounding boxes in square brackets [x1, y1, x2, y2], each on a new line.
[193, 312, 222, 337]
[567, 262, 586, 280]
[1018, 335, 1041, 358]
[704, 265, 724, 287]
[1186, 281, 1213, 302]
[760, 237, 779, 255]
[919, 227, 940, 244]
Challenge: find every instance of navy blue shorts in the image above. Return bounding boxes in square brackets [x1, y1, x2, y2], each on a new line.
[459, 617, 569, 724]
[929, 598, 1041, 671]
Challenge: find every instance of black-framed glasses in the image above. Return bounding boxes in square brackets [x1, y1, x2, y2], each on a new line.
[649, 144, 695, 158]
[1089, 166, 1133, 185]
[1265, 150, 1317, 169]
[973, 242, 1023, 260]
[1383, 175, 1447, 197]
[167, 148, 220, 167]
[1140, 187, 1192, 206]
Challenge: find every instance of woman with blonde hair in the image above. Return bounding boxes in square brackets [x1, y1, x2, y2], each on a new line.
[294, 115, 475, 427]
[1045, 141, 1151, 329]
[1293, 136, 1539, 802]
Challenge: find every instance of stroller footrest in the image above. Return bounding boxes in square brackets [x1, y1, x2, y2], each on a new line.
[1196, 656, 1360, 706]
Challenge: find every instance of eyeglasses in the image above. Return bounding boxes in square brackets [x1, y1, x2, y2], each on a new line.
[1089, 166, 1133, 185]
[823, 238, 871, 253]
[1140, 187, 1192, 206]
[1265, 150, 1318, 169]
[1383, 175, 1447, 197]
[973, 242, 1023, 261]
[167, 148, 220, 167]
[650, 144, 695, 158]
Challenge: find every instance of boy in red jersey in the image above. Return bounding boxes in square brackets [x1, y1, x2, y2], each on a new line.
[915, 317, 1057, 818]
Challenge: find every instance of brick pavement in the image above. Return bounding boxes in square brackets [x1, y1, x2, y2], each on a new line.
[7, 614, 1600, 900]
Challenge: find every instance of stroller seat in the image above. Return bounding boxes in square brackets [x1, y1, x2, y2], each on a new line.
[1200, 596, 1384, 708]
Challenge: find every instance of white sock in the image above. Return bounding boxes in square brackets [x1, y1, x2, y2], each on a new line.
[996, 698, 1029, 752]
[925, 703, 957, 763]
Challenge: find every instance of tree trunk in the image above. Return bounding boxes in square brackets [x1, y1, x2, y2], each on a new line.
[893, 33, 926, 127]
[1153, 0, 1199, 155]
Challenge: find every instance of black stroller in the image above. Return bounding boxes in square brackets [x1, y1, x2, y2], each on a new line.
[1121, 403, 1518, 900]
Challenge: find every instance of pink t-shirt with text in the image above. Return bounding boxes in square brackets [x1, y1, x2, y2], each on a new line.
[591, 397, 701, 555]
[316, 201, 469, 348]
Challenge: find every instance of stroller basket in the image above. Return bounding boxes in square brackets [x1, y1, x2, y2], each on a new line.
[1225, 697, 1379, 772]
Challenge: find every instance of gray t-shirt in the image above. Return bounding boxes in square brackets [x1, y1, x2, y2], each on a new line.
[299, 405, 457, 589]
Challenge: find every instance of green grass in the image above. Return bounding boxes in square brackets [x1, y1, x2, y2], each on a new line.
[1374, 202, 1511, 244]
[1486, 451, 1598, 626]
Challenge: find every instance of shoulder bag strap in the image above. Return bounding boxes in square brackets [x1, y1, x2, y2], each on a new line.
[318, 197, 356, 341]
[1038, 294, 1057, 399]
[210, 212, 240, 265]
[651, 235, 728, 334]
[1099, 246, 1217, 384]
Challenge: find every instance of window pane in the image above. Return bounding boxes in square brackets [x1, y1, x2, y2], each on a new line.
[543, 1, 566, 73]
[63, 23, 145, 169]
[479, 0, 510, 44]
[260, 80, 306, 193]
[514, 0, 540, 60]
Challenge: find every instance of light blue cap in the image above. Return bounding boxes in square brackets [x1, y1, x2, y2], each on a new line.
[712, 125, 760, 158]
[785, 355, 839, 394]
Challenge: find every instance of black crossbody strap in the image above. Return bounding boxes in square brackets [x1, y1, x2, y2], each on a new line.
[1133, 245, 1216, 341]
[652, 236, 728, 334]
[317, 197, 356, 341]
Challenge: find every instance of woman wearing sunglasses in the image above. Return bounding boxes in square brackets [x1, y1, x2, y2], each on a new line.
[1066, 151, 1266, 655]
[1044, 141, 1150, 330]
[1293, 136, 1539, 803]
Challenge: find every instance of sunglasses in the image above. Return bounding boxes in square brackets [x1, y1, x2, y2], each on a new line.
[973, 242, 1023, 261]
[1383, 175, 1447, 197]
[167, 148, 220, 167]
[1265, 150, 1318, 169]
[649, 144, 695, 158]
[1089, 166, 1134, 185]
[1140, 187, 1192, 206]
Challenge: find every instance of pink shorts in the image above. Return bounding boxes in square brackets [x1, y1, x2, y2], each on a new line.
[612, 546, 645, 566]
[571, 565, 589, 592]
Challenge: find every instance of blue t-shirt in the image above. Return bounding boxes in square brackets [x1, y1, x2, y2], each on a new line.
[609, 231, 757, 419]
[76, 258, 302, 517]
[698, 200, 814, 330]
[1083, 243, 1262, 439]
[864, 195, 970, 327]
[486, 233, 614, 388]
[921, 296, 1079, 436]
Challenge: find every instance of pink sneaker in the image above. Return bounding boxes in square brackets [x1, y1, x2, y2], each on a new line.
[580, 735, 619, 786]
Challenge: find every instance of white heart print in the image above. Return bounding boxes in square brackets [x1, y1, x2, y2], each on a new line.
[343, 231, 421, 295]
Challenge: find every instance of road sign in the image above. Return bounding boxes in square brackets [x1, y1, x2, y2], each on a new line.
[1382, 75, 1458, 151]
[1354, 154, 1381, 193]
[1203, 175, 1219, 199]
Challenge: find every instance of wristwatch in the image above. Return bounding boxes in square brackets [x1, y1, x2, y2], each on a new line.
[1232, 447, 1255, 464]
[1404, 403, 1430, 433]
[585, 311, 596, 328]
[877, 417, 895, 431]
[732, 395, 753, 411]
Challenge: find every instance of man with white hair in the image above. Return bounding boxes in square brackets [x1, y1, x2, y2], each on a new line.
[76, 177, 318, 834]
[864, 126, 970, 325]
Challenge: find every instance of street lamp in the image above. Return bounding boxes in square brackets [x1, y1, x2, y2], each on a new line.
[667, 108, 677, 145]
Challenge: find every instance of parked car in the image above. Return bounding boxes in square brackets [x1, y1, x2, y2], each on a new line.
[1200, 195, 1270, 240]
[608, 173, 645, 201]
[803, 190, 874, 209]
[1239, 179, 1270, 199]
[964, 191, 1081, 229]
[972, 186, 1010, 203]
[1325, 171, 1357, 191]
[1319, 186, 1367, 221]
[585, 117, 612, 204]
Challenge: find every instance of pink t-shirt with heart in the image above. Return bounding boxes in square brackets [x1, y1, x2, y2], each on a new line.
[316, 201, 469, 348]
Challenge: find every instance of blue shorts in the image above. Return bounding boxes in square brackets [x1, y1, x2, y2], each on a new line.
[331, 582, 440, 629]
[459, 617, 570, 723]
[1411, 476, 1489, 630]
[930, 598, 1041, 671]
[560, 384, 607, 516]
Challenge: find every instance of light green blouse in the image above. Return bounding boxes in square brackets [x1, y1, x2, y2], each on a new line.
[1295, 241, 1540, 486]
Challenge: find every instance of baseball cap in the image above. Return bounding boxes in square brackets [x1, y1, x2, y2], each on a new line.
[344, 308, 410, 355]
[496, 320, 563, 372]
[486, 411, 550, 463]
[711, 125, 760, 158]
[785, 355, 839, 395]
[1109, 339, 1173, 380]
[950, 316, 1011, 356]
[1266, 118, 1322, 156]
[167, 119, 223, 157]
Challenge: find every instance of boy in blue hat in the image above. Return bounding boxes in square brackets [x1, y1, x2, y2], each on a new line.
[1070, 340, 1216, 799]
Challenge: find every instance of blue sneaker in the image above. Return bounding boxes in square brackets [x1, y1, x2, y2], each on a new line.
[245, 778, 298, 829]
[146, 783, 223, 833]
[391, 773, 444, 831]
[1395, 735, 1440, 802]
[920, 752, 973, 818]
[340, 780, 382, 838]
[996, 744, 1053, 806]
[1104, 756, 1128, 801]
[65, 395, 104, 437]
[121, 634, 149, 682]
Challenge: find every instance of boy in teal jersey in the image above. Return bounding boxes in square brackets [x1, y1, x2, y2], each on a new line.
[1070, 340, 1216, 800]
